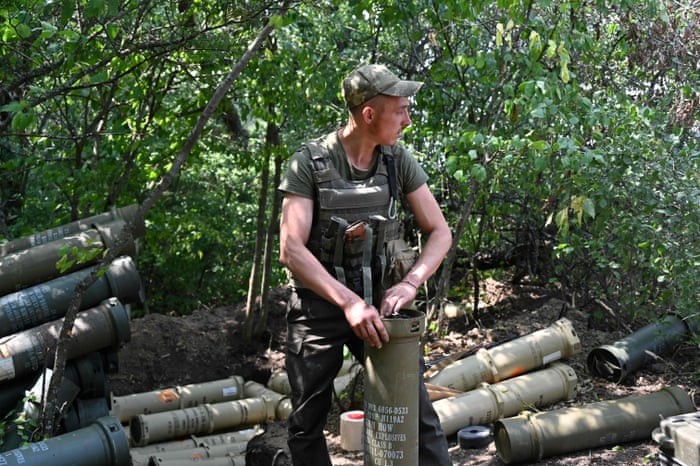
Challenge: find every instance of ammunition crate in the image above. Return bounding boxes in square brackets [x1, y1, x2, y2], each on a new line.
[653, 411, 700, 466]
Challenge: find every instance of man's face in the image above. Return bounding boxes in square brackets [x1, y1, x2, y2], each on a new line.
[366, 95, 413, 146]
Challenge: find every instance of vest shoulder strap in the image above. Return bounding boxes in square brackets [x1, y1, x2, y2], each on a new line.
[380, 145, 398, 203]
[305, 139, 340, 184]
[306, 138, 394, 185]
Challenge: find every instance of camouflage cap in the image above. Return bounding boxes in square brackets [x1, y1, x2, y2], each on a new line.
[342, 64, 423, 108]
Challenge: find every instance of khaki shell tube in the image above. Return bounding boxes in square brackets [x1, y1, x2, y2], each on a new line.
[493, 385, 696, 464]
[129, 381, 288, 447]
[0, 204, 144, 257]
[426, 318, 581, 391]
[142, 456, 245, 466]
[0, 256, 143, 338]
[0, 298, 130, 383]
[267, 358, 361, 396]
[0, 219, 137, 296]
[129, 441, 248, 466]
[129, 430, 259, 456]
[0, 416, 129, 466]
[242, 380, 293, 420]
[110, 375, 245, 422]
[433, 362, 578, 436]
[364, 309, 425, 466]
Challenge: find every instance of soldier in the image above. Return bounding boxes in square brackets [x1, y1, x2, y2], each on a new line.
[279, 63, 453, 466]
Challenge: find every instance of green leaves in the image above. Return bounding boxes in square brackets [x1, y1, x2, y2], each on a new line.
[1, 101, 36, 132]
[1, 0, 698, 320]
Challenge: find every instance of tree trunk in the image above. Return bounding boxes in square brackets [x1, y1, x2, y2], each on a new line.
[40, 4, 291, 435]
[244, 142, 271, 342]
[431, 178, 479, 330]
[254, 150, 283, 337]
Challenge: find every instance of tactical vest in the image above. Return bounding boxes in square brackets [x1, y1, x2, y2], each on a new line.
[294, 136, 403, 305]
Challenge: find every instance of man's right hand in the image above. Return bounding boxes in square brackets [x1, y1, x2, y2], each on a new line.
[344, 300, 390, 348]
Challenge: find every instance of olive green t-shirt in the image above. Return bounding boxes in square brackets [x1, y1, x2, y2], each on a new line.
[278, 130, 428, 200]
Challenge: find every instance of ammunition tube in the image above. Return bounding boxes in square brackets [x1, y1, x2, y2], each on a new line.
[0, 204, 143, 257]
[110, 376, 245, 422]
[0, 298, 130, 383]
[267, 359, 360, 396]
[587, 312, 700, 383]
[0, 219, 136, 296]
[364, 309, 425, 466]
[0, 416, 129, 466]
[129, 430, 259, 455]
[494, 385, 695, 464]
[0, 256, 142, 337]
[145, 456, 245, 466]
[241, 380, 293, 420]
[130, 396, 273, 447]
[132, 441, 247, 465]
[427, 318, 581, 391]
[433, 362, 578, 436]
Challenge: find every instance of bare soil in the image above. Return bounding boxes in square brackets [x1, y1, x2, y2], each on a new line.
[109, 279, 699, 465]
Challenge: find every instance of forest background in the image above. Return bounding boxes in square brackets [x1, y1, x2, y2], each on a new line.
[1, 0, 699, 345]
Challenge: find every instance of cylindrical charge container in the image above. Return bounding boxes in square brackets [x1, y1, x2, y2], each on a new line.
[434, 362, 578, 436]
[493, 385, 695, 464]
[267, 358, 361, 396]
[130, 441, 248, 466]
[110, 375, 245, 422]
[587, 312, 700, 383]
[0, 219, 137, 296]
[427, 318, 581, 391]
[0, 256, 143, 337]
[144, 456, 245, 466]
[0, 204, 144, 257]
[130, 382, 285, 447]
[0, 297, 130, 383]
[364, 309, 425, 466]
[0, 416, 129, 466]
[242, 380, 293, 420]
[129, 429, 259, 455]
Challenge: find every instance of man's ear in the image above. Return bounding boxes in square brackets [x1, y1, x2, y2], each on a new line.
[361, 105, 374, 123]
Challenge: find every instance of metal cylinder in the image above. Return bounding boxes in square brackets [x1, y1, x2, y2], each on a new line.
[64, 397, 111, 432]
[266, 369, 292, 395]
[587, 312, 700, 383]
[133, 441, 247, 464]
[434, 362, 578, 436]
[110, 376, 245, 422]
[493, 385, 696, 464]
[130, 386, 279, 447]
[427, 318, 581, 391]
[131, 442, 248, 466]
[0, 416, 130, 466]
[267, 358, 361, 396]
[64, 350, 113, 398]
[0, 219, 137, 296]
[364, 309, 425, 466]
[145, 456, 245, 466]
[0, 204, 144, 257]
[129, 430, 260, 456]
[0, 256, 143, 337]
[241, 380, 293, 420]
[0, 297, 130, 383]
